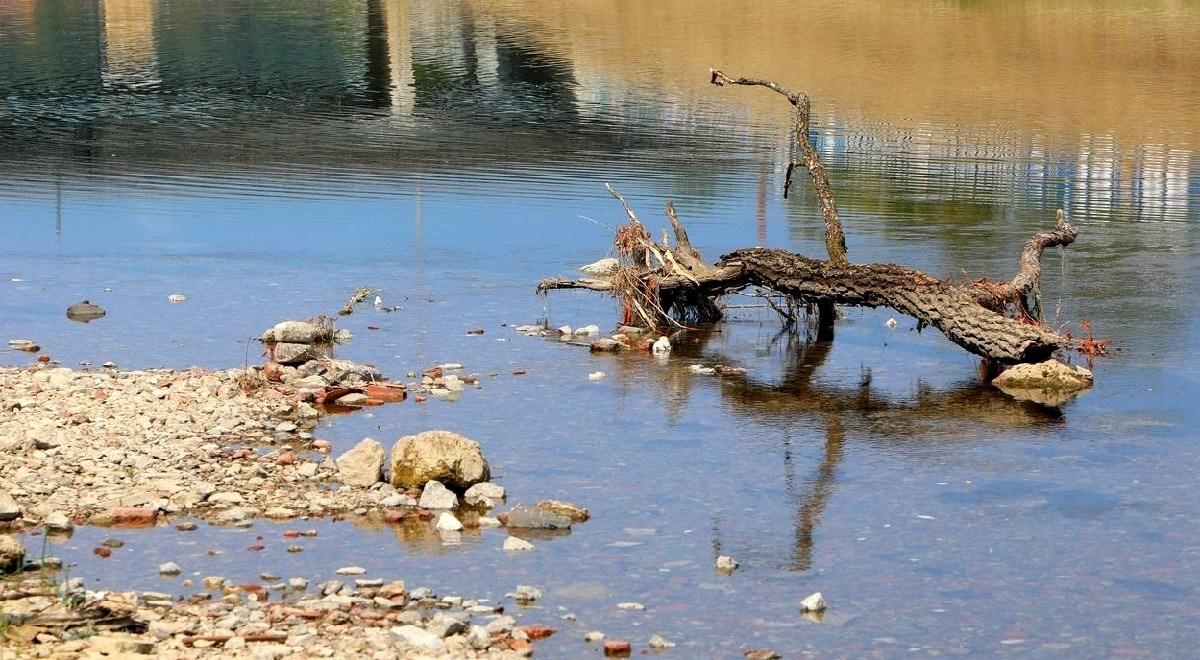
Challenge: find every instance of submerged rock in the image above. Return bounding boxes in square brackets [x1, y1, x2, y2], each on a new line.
[536, 500, 589, 523]
[66, 300, 106, 322]
[390, 430, 490, 490]
[505, 504, 572, 530]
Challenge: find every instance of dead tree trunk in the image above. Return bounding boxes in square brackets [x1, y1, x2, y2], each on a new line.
[538, 70, 1081, 365]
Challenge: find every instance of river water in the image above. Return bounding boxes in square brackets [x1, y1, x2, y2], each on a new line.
[2, 0, 1199, 656]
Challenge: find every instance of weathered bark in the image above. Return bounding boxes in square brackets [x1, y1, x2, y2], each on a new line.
[538, 70, 1084, 365]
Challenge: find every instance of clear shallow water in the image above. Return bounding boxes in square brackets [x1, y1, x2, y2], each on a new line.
[2, 0, 1200, 656]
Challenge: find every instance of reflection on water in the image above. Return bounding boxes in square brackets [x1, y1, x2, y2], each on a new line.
[2, 0, 1200, 656]
[2, 0, 1195, 223]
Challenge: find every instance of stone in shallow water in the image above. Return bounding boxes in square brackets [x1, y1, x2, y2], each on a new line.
[505, 504, 571, 530]
[799, 592, 826, 612]
[390, 430, 490, 490]
[503, 536, 534, 553]
[418, 480, 458, 509]
[992, 359, 1093, 406]
[463, 482, 505, 507]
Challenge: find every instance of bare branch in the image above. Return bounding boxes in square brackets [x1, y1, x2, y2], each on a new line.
[710, 68, 849, 267]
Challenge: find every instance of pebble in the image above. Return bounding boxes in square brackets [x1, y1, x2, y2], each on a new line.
[649, 634, 676, 649]
[509, 585, 542, 603]
[435, 511, 463, 531]
[799, 592, 826, 612]
[716, 555, 739, 574]
[503, 536, 535, 552]
[604, 640, 633, 657]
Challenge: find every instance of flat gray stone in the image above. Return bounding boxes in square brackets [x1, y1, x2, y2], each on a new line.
[505, 504, 571, 530]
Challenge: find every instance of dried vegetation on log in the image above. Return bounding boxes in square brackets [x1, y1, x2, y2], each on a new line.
[539, 69, 1089, 365]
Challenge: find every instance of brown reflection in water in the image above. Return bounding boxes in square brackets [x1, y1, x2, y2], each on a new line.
[100, 0, 160, 90]
[483, 0, 1200, 147]
[666, 326, 1063, 571]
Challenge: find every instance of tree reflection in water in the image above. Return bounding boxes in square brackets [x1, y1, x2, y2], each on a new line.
[665, 324, 1064, 571]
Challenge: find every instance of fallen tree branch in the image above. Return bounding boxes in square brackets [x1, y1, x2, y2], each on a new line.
[538, 71, 1086, 365]
[711, 68, 848, 267]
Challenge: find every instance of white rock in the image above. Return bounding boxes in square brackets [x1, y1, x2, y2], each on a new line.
[390, 625, 445, 652]
[440, 363, 464, 371]
[503, 536, 534, 553]
[574, 324, 600, 336]
[158, 562, 181, 575]
[617, 602, 646, 611]
[510, 585, 541, 602]
[44, 511, 73, 532]
[652, 336, 671, 355]
[466, 625, 491, 650]
[463, 482, 506, 507]
[556, 325, 572, 335]
[689, 364, 716, 375]
[336, 438, 385, 487]
[649, 634, 676, 649]
[588, 371, 605, 380]
[584, 631, 606, 642]
[418, 480, 458, 509]
[799, 591, 826, 612]
[168, 294, 187, 303]
[435, 512, 463, 532]
[336, 566, 366, 576]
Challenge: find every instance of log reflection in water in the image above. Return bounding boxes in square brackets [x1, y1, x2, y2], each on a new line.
[671, 326, 1063, 571]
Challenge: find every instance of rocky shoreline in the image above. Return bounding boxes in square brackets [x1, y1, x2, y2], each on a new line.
[0, 360, 614, 658]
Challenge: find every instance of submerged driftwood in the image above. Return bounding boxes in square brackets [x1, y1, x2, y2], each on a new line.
[539, 69, 1080, 365]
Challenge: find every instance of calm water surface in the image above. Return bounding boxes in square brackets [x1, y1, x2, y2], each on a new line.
[2, 1, 1199, 656]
